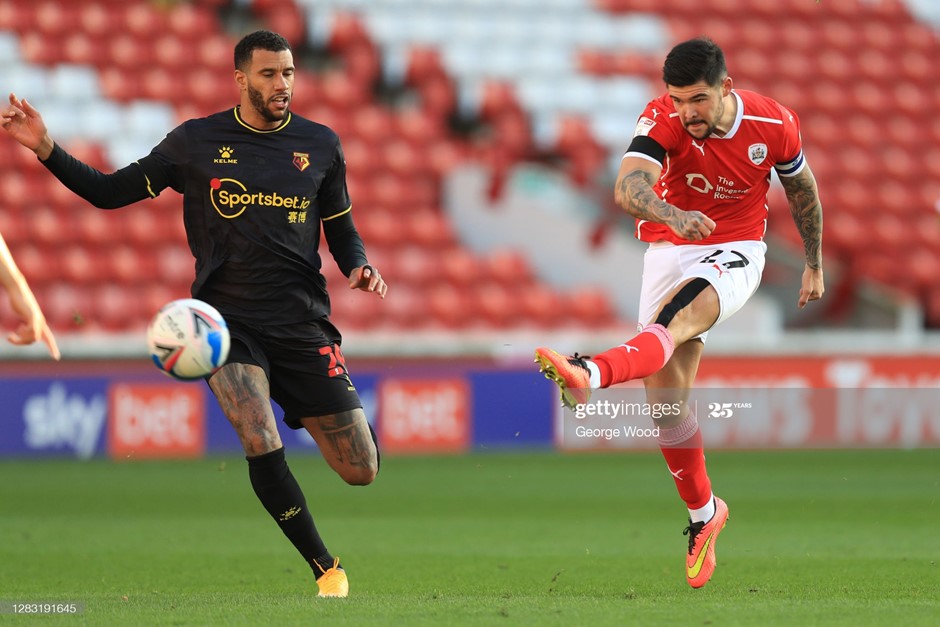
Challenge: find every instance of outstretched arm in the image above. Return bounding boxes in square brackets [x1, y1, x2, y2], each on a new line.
[614, 156, 716, 241]
[779, 163, 824, 308]
[0, 232, 59, 359]
[3, 93, 160, 208]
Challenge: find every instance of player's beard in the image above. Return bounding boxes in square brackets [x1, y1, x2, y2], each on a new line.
[684, 98, 725, 139]
[247, 84, 289, 123]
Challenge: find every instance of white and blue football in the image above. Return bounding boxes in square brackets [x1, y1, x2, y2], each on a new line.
[146, 298, 230, 380]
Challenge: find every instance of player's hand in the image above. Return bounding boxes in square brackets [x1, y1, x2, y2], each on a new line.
[798, 265, 824, 309]
[348, 264, 387, 299]
[6, 288, 60, 360]
[670, 210, 716, 242]
[1, 93, 52, 158]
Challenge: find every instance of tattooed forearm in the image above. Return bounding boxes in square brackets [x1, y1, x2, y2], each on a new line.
[615, 169, 678, 224]
[780, 166, 823, 269]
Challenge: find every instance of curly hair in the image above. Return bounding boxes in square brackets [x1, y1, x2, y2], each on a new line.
[234, 30, 291, 70]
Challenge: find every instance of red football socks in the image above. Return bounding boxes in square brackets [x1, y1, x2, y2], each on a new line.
[592, 324, 675, 387]
[657, 411, 712, 511]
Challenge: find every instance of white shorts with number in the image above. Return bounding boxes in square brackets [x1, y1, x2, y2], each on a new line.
[637, 240, 767, 342]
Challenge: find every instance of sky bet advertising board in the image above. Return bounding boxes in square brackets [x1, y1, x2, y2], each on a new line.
[0, 363, 554, 459]
[3, 355, 940, 459]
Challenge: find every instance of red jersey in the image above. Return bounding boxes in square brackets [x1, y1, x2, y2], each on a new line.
[625, 89, 804, 245]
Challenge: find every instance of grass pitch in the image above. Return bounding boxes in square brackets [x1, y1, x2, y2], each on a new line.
[1, 449, 938, 625]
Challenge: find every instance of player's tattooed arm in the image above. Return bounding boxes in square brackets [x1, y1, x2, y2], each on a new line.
[780, 165, 823, 270]
[615, 165, 715, 241]
[616, 169, 677, 222]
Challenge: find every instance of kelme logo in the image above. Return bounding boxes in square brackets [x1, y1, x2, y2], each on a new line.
[209, 178, 311, 219]
[214, 146, 237, 164]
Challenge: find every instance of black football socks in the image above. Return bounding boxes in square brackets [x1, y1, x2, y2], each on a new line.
[246, 447, 336, 577]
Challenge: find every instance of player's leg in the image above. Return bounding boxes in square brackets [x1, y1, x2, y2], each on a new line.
[589, 277, 718, 387]
[209, 337, 340, 596]
[643, 243, 767, 588]
[535, 277, 718, 409]
[299, 409, 378, 486]
[643, 341, 728, 588]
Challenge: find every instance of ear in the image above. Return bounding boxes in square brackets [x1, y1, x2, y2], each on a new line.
[234, 69, 247, 91]
[721, 76, 733, 97]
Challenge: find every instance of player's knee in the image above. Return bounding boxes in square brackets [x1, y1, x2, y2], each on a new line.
[341, 461, 378, 486]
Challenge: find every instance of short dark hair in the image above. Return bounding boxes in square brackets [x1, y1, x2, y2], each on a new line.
[662, 37, 727, 88]
[234, 30, 291, 70]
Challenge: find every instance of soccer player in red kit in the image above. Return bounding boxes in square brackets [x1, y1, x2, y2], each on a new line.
[536, 38, 824, 588]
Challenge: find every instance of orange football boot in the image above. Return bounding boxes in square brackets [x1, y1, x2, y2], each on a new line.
[316, 557, 348, 598]
[534, 347, 593, 409]
[683, 497, 729, 588]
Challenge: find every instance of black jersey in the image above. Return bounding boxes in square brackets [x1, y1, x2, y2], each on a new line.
[137, 107, 362, 325]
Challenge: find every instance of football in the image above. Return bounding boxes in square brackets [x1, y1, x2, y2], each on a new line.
[146, 298, 231, 380]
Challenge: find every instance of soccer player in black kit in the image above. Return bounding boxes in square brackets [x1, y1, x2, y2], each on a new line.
[2, 30, 386, 598]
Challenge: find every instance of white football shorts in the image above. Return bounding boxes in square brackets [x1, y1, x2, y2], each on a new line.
[637, 240, 767, 341]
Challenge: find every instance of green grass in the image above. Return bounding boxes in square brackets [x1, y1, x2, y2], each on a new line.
[1, 449, 939, 625]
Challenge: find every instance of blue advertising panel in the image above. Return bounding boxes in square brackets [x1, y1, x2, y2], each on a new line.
[0, 378, 110, 459]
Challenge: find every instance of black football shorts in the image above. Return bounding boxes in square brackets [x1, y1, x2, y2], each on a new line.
[222, 317, 363, 429]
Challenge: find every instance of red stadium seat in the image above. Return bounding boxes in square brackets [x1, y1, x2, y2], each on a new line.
[118, 3, 166, 42]
[27, 205, 71, 248]
[17, 31, 62, 66]
[382, 283, 425, 329]
[0, 1, 33, 32]
[427, 283, 474, 329]
[153, 34, 190, 71]
[98, 67, 142, 103]
[565, 288, 618, 328]
[58, 244, 106, 285]
[72, 208, 125, 246]
[195, 33, 236, 73]
[61, 32, 102, 67]
[482, 249, 534, 288]
[416, 75, 457, 118]
[406, 209, 457, 250]
[395, 107, 444, 147]
[77, 3, 118, 39]
[108, 34, 155, 72]
[404, 46, 448, 87]
[326, 12, 371, 53]
[517, 283, 564, 329]
[475, 281, 516, 328]
[108, 244, 157, 285]
[12, 243, 60, 286]
[440, 247, 478, 290]
[390, 245, 437, 288]
[33, 1, 77, 40]
[91, 283, 146, 331]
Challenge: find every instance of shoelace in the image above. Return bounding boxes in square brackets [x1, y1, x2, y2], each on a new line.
[316, 557, 343, 592]
[683, 520, 705, 555]
[569, 353, 591, 370]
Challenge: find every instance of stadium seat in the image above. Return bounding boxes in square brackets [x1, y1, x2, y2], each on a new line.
[33, 2, 76, 40]
[77, 4, 117, 40]
[426, 283, 474, 329]
[118, 3, 166, 41]
[406, 209, 457, 250]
